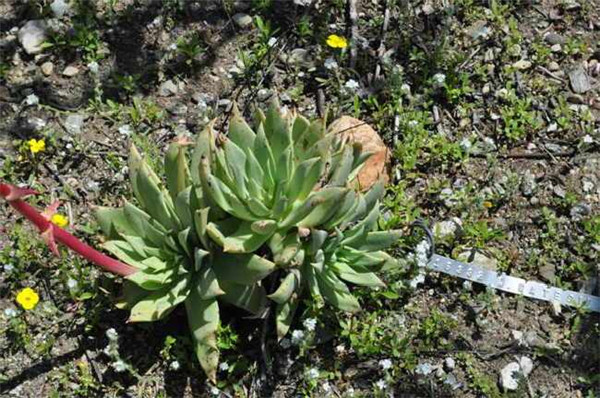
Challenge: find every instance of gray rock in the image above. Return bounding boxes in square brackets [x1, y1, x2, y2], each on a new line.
[499, 362, 521, 391]
[168, 103, 188, 116]
[513, 59, 532, 70]
[521, 170, 536, 196]
[50, 0, 70, 17]
[158, 79, 179, 97]
[548, 61, 560, 71]
[466, 20, 490, 40]
[567, 93, 585, 104]
[458, 249, 497, 271]
[538, 264, 555, 283]
[62, 65, 79, 77]
[257, 88, 271, 101]
[18, 20, 48, 55]
[544, 32, 566, 45]
[26, 116, 47, 131]
[64, 113, 85, 134]
[519, 357, 533, 377]
[41, 61, 54, 76]
[287, 48, 314, 68]
[444, 357, 456, 371]
[232, 13, 253, 29]
[553, 185, 566, 198]
[570, 202, 591, 220]
[550, 44, 562, 53]
[569, 67, 591, 94]
[433, 219, 462, 241]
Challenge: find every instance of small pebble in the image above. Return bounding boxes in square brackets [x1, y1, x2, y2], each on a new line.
[62, 65, 80, 77]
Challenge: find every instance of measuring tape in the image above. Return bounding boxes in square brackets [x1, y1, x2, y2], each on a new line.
[412, 221, 600, 313]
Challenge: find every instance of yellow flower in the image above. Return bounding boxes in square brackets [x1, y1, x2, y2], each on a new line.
[28, 139, 46, 154]
[326, 34, 348, 49]
[51, 213, 69, 228]
[483, 201, 493, 208]
[16, 287, 40, 310]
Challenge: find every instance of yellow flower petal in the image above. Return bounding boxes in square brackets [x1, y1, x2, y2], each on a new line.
[326, 34, 348, 49]
[28, 139, 46, 154]
[16, 287, 40, 310]
[51, 213, 69, 228]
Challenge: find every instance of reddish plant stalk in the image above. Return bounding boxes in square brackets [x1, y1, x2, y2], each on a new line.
[0, 183, 137, 276]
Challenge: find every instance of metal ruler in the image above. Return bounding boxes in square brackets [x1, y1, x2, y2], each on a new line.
[426, 254, 600, 313]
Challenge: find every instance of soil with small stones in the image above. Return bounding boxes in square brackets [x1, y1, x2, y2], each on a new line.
[1, 1, 599, 397]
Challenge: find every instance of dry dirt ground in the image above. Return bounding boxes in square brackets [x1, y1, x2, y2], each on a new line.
[0, 1, 599, 397]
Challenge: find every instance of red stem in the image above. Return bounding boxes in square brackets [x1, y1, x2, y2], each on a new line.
[1, 183, 137, 276]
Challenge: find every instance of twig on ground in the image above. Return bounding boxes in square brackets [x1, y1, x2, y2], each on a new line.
[347, 0, 358, 69]
[536, 65, 567, 84]
[470, 150, 576, 159]
[374, 0, 392, 81]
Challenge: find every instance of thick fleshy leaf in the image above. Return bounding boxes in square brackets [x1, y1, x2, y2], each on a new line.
[328, 145, 355, 187]
[219, 280, 267, 315]
[190, 122, 215, 184]
[165, 141, 191, 201]
[269, 231, 300, 266]
[229, 104, 256, 149]
[185, 294, 219, 383]
[317, 270, 361, 313]
[102, 240, 147, 269]
[251, 219, 277, 235]
[193, 208, 210, 248]
[279, 187, 346, 228]
[265, 98, 292, 156]
[126, 267, 176, 290]
[115, 281, 150, 309]
[129, 274, 190, 322]
[123, 202, 167, 247]
[268, 271, 298, 304]
[174, 186, 193, 229]
[275, 294, 299, 340]
[292, 113, 310, 142]
[331, 262, 385, 287]
[253, 123, 276, 192]
[350, 230, 403, 251]
[94, 207, 137, 239]
[212, 253, 276, 285]
[207, 220, 271, 253]
[222, 139, 249, 199]
[286, 157, 323, 204]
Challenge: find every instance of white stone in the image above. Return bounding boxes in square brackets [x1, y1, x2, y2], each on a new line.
[50, 0, 70, 17]
[499, 362, 521, 391]
[64, 114, 85, 134]
[232, 13, 253, 28]
[519, 356, 533, 377]
[41, 61, 54, 76]
[18, 20, 48, 55]
[62, 65, 80, 77]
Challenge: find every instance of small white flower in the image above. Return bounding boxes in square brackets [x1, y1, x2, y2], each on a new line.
[415, 362, 433, 375]
[409, 272, 425, 288]
[344, 79, 359, 91]
[303, 318, 317, 332]
[375, 379, 387, 390]
[169, 43, 178, 51]
[415, 240, 430, 268]
[460, 138, 472, 150]
[280, 338, 291, 349]
[583, 134, 594, 144]
[335, 344, 346, 354]
[106, 328, 118, 341]
[291, 329, 305, 345]
[346, 386, 355, 396]
[267, 37, 277, 47]
[3, 264, 14, 272]
[379, 358, 392, 370]
[408, 120, 419, 129]
[293, 0, 312, 6]
[210, 386, 220, 396]
[87, 61, 99, 74]
[324, 57, 338, 70]
[67, 278, 78, 289]
[219, 362, 229, 371]
[118, 124, 133, 136]
[169, 360, 180, 370]
[25, 94, 39, 106]
[462, 280, 472, 291]
[432, 73, 446, 86]
[112, 360, 127, 372]
[322, 382, 331, 393]
[307, 367, 319, 378]
[400, 83, 411, 95]
[4, 308, 17, 318]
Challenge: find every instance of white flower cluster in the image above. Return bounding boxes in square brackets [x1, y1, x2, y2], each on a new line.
[303, 318, 317, 332]
[291, 329, 305, 345]
[379, 358, 392, 370]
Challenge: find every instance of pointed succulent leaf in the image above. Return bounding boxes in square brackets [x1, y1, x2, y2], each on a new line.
[253, 123, 276, 192]
[193, 208, 211, 248]
[269, 231, 301, 266]
[190, 122, 215, 184]
[292, 113, 310, 142]
[123, 202, 167, 247]
[286, 157, 323, 204]
[251, 219, 277, 235]
[218, 280, 267, 315]
[174, 186, 193, 229]
[222, 139, 249, 199]
[328, 145, 355, 187]
[94, 207, 137, 239]
[185, 294, 219, 383]
[317, 270, 361, 313]
[265, 98, 292, 156]
[207, 220, 271, 253]
[331, 262, 385, 287]
[298, 188, 348, 228]
[275, 294, 299, 340]
[115, 281, 150, 310]
[212, 253, 276, 285]
[229, 104, 256, 148]
[350, 230, 403, 251]
[268, 271, 298, 304]
[129, 274, 191, 322]
[165, 140, 191, 201]
[126, 267, 176, 291]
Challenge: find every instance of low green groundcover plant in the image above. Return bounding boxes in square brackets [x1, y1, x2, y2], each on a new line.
[1, 100, 407, 381]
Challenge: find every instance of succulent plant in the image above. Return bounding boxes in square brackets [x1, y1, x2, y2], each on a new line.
[1, 99, 406, 382]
